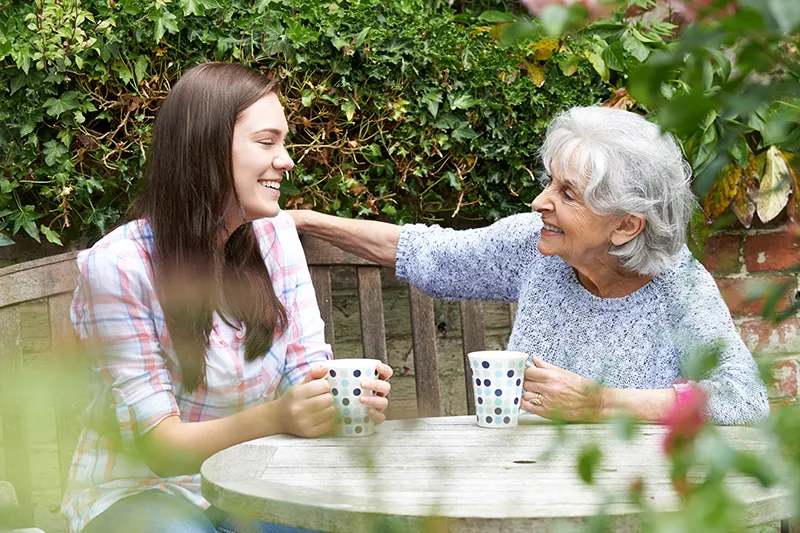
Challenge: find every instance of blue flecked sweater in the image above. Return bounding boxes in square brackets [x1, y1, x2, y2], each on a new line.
[395, 213, 769, 425]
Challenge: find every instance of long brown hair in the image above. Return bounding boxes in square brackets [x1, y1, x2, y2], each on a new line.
[132, 62, 287, 392]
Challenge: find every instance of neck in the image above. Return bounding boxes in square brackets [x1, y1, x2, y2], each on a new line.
[572, 258, 653, 298]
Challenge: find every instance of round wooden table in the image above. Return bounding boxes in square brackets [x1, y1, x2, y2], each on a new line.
[201, 416, 790, 533]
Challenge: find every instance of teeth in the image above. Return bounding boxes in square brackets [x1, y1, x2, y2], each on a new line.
[259, 181, 280, 190]
[543, 223, 563, 233]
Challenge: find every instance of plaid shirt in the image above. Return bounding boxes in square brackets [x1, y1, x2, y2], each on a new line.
[61, 211, 331, 533]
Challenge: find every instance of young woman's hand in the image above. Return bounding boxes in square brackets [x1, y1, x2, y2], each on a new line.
[359, 363, 393, 425]
[277, 366, 335, 437]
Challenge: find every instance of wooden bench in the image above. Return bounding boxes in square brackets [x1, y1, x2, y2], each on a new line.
[0, 237, 509, 532]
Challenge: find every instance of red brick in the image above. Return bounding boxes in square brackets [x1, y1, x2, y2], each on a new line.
[716, 277, 796, 316]
[737, 317, 800, 354]
[772, 359, 799, 398]
[743, 226, 800, 272]
[701, 235, 741, 275]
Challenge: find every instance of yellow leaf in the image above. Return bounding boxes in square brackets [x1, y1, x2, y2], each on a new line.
[703, 162, 742, 220]
[488, 22, 510, 40]
[757, 146, 792, 223]
[731, 152, 759, 228]
[526, 38, 559, 61]
[471, 26, 493, 37]
[522, 60, 546, 87]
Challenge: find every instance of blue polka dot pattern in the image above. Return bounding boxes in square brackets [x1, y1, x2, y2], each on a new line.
[324, 361, 381, 437]
[467, 352, 527, 428]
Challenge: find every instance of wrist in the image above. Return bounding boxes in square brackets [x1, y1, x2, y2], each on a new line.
[261, 397, 287, 436]
[599, 386, 616, 419]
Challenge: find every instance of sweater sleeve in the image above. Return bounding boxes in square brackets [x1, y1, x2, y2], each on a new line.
[395, 213, 542, 302]
[673, 259, 770, 425]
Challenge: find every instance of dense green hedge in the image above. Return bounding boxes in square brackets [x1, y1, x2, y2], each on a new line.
[0, 0, 665, 246]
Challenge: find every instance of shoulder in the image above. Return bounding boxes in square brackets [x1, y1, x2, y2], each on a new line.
[75, 220, 154, 292]
[77, 220, 152, 273]
[252, 211, 306, 267]
[654, 248, 727, 321]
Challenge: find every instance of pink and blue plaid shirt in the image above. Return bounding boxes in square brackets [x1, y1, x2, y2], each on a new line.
[61, 211, 331, 533]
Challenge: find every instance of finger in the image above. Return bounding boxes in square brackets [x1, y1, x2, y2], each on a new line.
[522, 400, 549, 418]
[308, 404, 336, 427]
[522, 381, 543, 394]
[298, 378, 332, 399]
[302, 364, 330, 383]
[522, 391, 545, 402]
[368, 407, 386, 425]
[361, 379, 391, 397]
[532, 356, 558, 370]
[308, 417, 336, 438]
[306, 391, 335, 412]
[360, 394, 389, 412]
[524, 367, 552, 382]
[377, 363, 393, 380]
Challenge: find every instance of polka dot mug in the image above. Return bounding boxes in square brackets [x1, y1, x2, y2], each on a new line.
[467, 351, 528, 428]
[318, 358, 382, 437]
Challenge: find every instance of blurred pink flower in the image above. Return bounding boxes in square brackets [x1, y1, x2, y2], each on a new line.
[520, 0, 614, 20]
[661, 385, 708, 456]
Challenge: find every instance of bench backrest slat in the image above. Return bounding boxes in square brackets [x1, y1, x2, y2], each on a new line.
[0, 305, 34, 527]
[407, 286, 441, 417]
[356, 267, 388, 365]
[459, 301, 486, 416]
[308, 266, 335, 346]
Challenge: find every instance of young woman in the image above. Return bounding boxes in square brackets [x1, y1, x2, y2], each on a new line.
[61, 62, 392, 533]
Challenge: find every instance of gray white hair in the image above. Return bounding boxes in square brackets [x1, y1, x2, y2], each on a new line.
[539, 106, 695, 276]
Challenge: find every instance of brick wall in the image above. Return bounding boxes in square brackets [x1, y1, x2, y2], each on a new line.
[700, 211, 800, 406]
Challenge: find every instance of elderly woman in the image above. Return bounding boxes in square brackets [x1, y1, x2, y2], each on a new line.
[290, 106, 769, 425]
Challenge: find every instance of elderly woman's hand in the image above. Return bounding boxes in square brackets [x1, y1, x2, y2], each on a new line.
[521, 357, 606, 421]
[359, 363, 393, 425]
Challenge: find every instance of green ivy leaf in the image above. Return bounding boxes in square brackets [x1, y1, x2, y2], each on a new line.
[43, 91, 81, 117]
[451, 94, 480, 110]
[10, 73, 26, 95]
[10, 205, 41, 242]
[134, 55, 148, 84]
[43, 140, 69, 167]
[40, 225, 63, 246]
[154, 10, 179, 42]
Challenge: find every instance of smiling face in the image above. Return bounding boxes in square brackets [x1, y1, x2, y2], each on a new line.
[228, 92, 294, 228]
[530, 163, 624, 270]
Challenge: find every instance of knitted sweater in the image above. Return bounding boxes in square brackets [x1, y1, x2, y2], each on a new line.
[395, 213, 769, 425]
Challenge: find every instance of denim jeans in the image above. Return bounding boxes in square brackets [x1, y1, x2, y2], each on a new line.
[81, 490, 317, 533]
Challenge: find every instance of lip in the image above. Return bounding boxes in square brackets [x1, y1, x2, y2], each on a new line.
[258, 179, 282, 194]
[541, 221, 563, 235]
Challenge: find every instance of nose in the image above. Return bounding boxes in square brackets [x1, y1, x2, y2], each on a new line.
[273, 146, 295, 172]
[531, 186, 553, 213]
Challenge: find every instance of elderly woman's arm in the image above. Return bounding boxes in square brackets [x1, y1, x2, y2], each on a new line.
[523, 357, 677, 422]
[289, 210, 400, 267]
[291, 210, 542, 302]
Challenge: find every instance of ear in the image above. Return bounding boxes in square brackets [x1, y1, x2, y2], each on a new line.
[610, 215, 646, 246]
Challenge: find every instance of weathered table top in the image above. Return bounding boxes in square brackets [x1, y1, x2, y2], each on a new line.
[200, 416, 790, 533]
